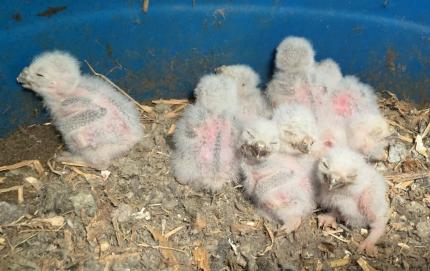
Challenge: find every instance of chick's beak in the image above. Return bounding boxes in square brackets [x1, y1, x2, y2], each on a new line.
[214, 66, 226, 74]
[240, 141, 270, 160]
[17, 68, 28, 83]
[298, 136, 314, 153]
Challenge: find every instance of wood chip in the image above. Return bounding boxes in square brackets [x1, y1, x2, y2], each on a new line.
[0, 177, 5, 184]
[0, 160, 44, 176]
[0, 185, 24, 204]
[167, 123, 176, 135]
[258, 223, 274, 256]
[194, 213, 207, 231]
[415, 134, 428, 158]
[24, 177, 43, 191]
[164, 225, 185, 240]
[357, 257, 378, 271]
[384, 172, 430, 182]
[397, 134, 414, 143]
[142, 0, 149, 13]
[152, 99, 189, 105]
[193, 245, 211, 271]
[397, 242, 410, 250]
[71, 167, 102, 181]
[166, 104, 188, 118]
[329, 255, 350, 268]
[33, 216, 65, 227]
[394, 180, 414, 190]
[146, 225, 181, 270]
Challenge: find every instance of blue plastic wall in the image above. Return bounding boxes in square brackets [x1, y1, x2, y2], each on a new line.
[1, 1, 430, 137]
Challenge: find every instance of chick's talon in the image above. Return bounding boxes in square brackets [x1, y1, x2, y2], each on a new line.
[358, 240, 379, 257]
[317, 213, 338, 229]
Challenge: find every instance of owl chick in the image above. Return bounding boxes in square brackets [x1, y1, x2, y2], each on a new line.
[239, 117, 281, 162]
[316, 147, 389, 255]
[172, 75, 240, 192]
[17, 51, 143, 169]
[193, 73, 239, 115]
[266, 36, 316, 108]
[172, 104, 239, 192]
[311, 58, 343, 95]
[215, 64, 271, 120]
[346, 113, 391, 161]
[272, 104, 318, 154]
[240, 118, 316, 233]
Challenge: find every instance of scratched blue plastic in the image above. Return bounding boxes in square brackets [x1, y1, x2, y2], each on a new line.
[1, 1, 430, 137]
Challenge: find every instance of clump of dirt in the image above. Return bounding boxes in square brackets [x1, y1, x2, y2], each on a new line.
[0, 94, 429, 270]
[0, 124, 61, 166]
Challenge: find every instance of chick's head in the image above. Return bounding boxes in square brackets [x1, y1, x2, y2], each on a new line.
[275, 36, 315, 72]
[17, 51, 81, 96]
[240, 118, 280, 160]
[215, 64, 260, 95]
[274, 104, 317, 154]
[194, 74, 238, 114]
[318, 147, 364, 191]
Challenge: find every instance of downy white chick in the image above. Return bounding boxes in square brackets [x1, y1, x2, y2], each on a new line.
[240, 118, 316, 233]
[17, 51, 143, 169]
[312, 73, 382, 159]
[272, 104, 318, 155]
[311, 58, 343, 96]
[193, 73, 239, 116]
[215, 64, 271, 120]
[266, 36, 315, 108]
[347, 113, 391, 161]
[172, 75, 240, 192]
[309, 58, 343, 111]
[316, 147, 389, 255]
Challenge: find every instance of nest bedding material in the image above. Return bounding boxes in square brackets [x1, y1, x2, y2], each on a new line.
[0, 93, 430, 270]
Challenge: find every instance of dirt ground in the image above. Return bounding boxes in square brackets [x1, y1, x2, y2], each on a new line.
[0, 92, 430, 271]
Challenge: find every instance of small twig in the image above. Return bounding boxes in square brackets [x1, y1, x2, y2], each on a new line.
[84, 60, 149, 114]
[142, 0, 149, 12]
[228, 238, 239, 256]
[324, 231, 350, 243]
[386, 120, 414, 134]
[11, 233, 38, 250]
[47, 159, 63, 176]
[384, 171, 430, 182]
[61, 161, 93, 168]
[152, 99, 189, 105]
[421, 120, 430, 139]
[0, 185, 24, 204]
[258, 222, 274, 256]
[164, 226, 185, 240]
[0, 160, 44, 176]
[137, 243, 186, 253]
[112, 218, 124, 247]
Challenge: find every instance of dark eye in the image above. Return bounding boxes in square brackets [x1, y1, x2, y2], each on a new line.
[36, 73, 44, 77]
[242, 83, 246, 87]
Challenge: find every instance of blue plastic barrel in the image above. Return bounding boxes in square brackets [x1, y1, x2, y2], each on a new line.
[1, 0, 430, 137]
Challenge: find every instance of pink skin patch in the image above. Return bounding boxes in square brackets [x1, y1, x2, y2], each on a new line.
[298, 176, 312, 192]
[219, 119, 235, 164]
[195, 117, 234, 168]
[276, 191, 289, 203]
[357, 187, 377, 222]
[294, 85, 312, 106]
[332, 92, 354, 117]
[195, 118, 219, 164]
[252, 171, 273, 183]
[324, 140, 334, 148]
